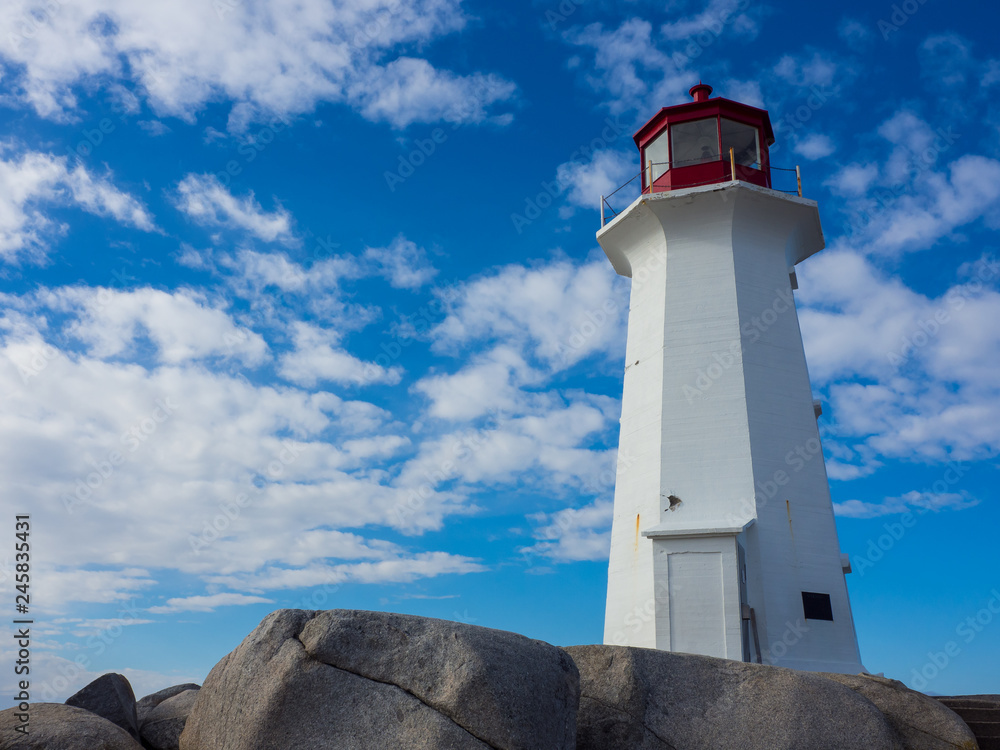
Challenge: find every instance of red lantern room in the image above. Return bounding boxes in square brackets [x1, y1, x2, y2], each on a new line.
[634, 83, 774, 193]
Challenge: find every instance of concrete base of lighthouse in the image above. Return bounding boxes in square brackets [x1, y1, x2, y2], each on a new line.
[598, 180, 865, 675]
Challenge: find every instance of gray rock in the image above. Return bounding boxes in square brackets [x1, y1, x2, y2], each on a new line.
[180, 608, 579, 750]
[565, 644, 905, 750]
[141, 689, 200, 750]
[821, 673, 979, 750]
[0, 703, 143, 749]
[65, 672, 140, 741]
[137, 683, 201, 724]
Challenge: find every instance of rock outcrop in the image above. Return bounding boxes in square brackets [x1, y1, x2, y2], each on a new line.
[136, 683, 201, 726]
[565, 644, 905, 750]
[20, 611, 985, 750]
[821, 673, 979, 749]
[64, 672, 141, 741]
[937, 695, 1000, 750]
[0, 703, 143, 750]
[141, 689, 200, 750]
[179, 608, 580, 750]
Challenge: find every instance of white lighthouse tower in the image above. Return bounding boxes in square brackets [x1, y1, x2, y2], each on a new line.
[598, 83, 864, 673]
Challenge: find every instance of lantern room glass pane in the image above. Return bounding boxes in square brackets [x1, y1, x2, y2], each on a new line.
[721, 118, 760, 168]
[644, 129, 670, 184]
[670, 118, 720, 168]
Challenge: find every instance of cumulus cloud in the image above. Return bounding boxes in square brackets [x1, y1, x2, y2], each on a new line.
[834, 491, 980, 518]
[521, 499, 613, 562]
[0, 147, 154, 262]
[363, 235, 438, 289]
[556, 149, 636, 212]
[148, 593, 274, 614]
[174, 174, 295, 244]
[54, 286, 267, 365]
[794, 133, 835, 160]
[798, 249, 1000, 467]
[0, 0, 516, 130]
[659, 0, 758, 42]
[430, 255, 628, 370]
[278, 321, 403, 387]
[0, 303, 481, 610]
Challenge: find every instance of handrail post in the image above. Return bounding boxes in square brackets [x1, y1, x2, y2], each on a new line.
[600, 196, 605, 227]
[729, 147, 736, 182]
[795, 165, 802, 197]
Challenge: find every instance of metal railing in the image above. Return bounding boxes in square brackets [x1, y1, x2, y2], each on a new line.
[600, 149, 804, 227]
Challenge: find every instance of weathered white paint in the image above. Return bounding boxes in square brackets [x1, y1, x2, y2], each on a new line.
[598, 180, 864, 674]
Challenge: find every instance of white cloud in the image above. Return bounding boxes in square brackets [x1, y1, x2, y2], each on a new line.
[397, 394, 617, 494]
[278, 321, 402, 387]
[837, 18, 873, 46]
[522, 499, 613, 562]
[826, 163, 879, 196]
[148, 593, 274, 614]
[27, 286, 268, 365]
[0, 644, 200, 707]
[363, 235, 438, 289]
[794, 133, 835, 160]
[659, 0, 758, 42]
[33, 568, 157, 611]
[0, 302, 478, 602]
[833, 491, 979, 518]
[174, 174, 295, 244]
[0, 147, 154, 262]
[864, 155, 1000, 257]
[556, 149, 635, 211]
[773, 51, 840, 90]
[566, 19, 673, 114]
[347, 57, 516, 129]
[430, 255, 628, 370]
[415, 346, 536, 421]
[564, 4, 757, 116]
[0, 0, 515, 130]
[797, 249, 1000, 467]
[208, 552, 486, 592]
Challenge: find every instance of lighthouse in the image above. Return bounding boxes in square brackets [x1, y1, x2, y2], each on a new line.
[597, 83, 864, 673]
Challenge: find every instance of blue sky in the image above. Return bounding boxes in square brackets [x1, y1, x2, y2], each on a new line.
[0, 0, 998, 705]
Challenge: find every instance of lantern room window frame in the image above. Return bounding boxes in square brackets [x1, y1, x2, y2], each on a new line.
[635, 93, 774, 194]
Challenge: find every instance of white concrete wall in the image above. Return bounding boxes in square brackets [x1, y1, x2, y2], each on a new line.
[598, 182, 864, 673]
